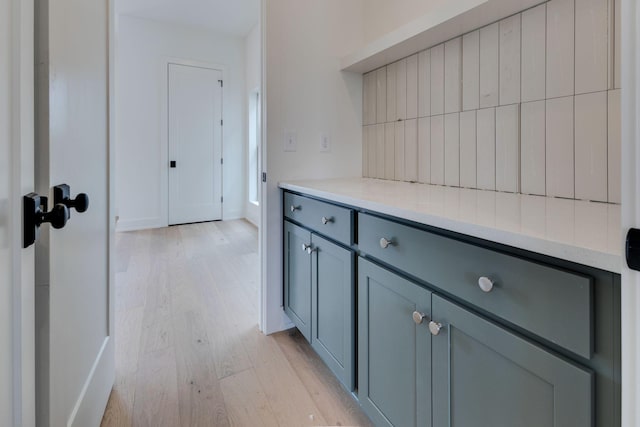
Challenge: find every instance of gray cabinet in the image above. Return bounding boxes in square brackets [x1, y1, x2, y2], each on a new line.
[284, 221, 312, 341]
[284, 215, 355, 390]
[431, 294, 593, 427]
[358, 258, 431, 427]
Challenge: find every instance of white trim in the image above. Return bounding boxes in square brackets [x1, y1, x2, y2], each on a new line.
[159, 56, 226, 227]
[115, 217, 164, 232]
[621, 0, 640, 425]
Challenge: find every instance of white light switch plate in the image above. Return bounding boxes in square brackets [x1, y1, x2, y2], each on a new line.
[284, 130, 297, 152]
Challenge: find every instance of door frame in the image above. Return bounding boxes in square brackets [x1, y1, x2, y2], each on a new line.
[160, 57, 226, 226]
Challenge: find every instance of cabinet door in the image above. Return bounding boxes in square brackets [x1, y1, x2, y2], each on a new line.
[284, 221, 312, 341]
[431, 294, 593, 427]
[311, 234, 355, 390]
[358, 258, 432, 427]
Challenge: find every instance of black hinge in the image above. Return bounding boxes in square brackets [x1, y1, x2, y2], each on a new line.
[218, 79, 223, 87]
[221, 158, 223, 165]
[627, 228, 640, 271]
[221, 119, 223, 126]
[221, 196, 224, 203]
[262, 172, 267, 182]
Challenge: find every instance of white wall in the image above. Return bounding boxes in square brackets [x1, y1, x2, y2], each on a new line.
[245, 22, 261, 227]
[362, 0, 447, 43]
[262, 0, 365, 334]
[115, 15, 246, 230]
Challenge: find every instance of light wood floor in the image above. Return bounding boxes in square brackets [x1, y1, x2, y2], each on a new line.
[100, 220, 373, 427]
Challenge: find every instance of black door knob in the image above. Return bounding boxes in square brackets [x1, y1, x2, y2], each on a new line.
[53, 184, 89, 215]
[23, 193, 70, 248]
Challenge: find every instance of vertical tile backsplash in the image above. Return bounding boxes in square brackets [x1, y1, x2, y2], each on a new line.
[362, 0, 621, 204]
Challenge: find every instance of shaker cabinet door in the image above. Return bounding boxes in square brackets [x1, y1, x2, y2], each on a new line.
[284, 221, 312, 340]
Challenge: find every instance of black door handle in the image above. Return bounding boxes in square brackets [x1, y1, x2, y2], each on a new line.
[170, 160, 176, 168]
[23, 193, 69, 248]
[53, 184, 89, 216]
[626, 228, 640, 271]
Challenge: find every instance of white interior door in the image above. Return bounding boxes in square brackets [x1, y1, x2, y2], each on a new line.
[168, 63, 223, 225]
[1, 0, 36, 425]
[34, 0, 114, 426]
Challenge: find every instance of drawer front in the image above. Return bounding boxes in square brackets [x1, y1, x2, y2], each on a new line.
[284, 192, 353, 246]
[358, 213, 593, 359]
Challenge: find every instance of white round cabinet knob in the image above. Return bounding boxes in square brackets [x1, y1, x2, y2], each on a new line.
[478, 276, 494, 293]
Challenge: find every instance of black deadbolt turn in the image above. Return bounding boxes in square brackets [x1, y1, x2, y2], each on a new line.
[53, 184, 89, 216]
[170, 160, 177, 168]
[23, 193, 70, 248]
[626, 228, 640, 271]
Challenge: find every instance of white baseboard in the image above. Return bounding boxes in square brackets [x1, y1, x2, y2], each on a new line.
[115, 217, 164, 232]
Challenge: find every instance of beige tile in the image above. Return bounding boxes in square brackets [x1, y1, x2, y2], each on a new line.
[386, 62, 397, 122]
[395, 121, 406, 181]
[460, 110, 477, 188]
[521, 4, 546, 102]
[480, 22, 500, 108]
[418, 49, 431, 117]
[520, 100, 546, 196]
[431, 115, 445, 185]
[546, 0, 575, 98]
[496, 104, 520, 193]
[376, 68, 387, 124]
[368, 125, 378, 178]
[384, 122, 395, 180]
[376, 124, 385, 179]
[362, 126, 369, 177]
[418, 117, 431, 184]
[445, 37, 462, 114]
[575, 91, 608, 202]
[406, 54, 418, 119]
[462, 30, 480, 111]
[431, 43, 445, 115]
[546, 96, 574, 198]
[575, 0, 608, 94]
[405, 119, 418, 182]
[499, 14, 521, 106]
[608, 89, 621, 203]
[615, 0, 621, 88]
[396, 58, 407, 121]
[363, 72, 375, 125]
[477, 107, 496, 190]
[445, 113, 460, 186]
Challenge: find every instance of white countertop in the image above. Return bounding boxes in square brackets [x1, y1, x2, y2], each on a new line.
[279, 178, 622, 273]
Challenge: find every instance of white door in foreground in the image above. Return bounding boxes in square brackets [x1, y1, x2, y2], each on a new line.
[35, 0, 114, 425]
[168, 63, 223, 225]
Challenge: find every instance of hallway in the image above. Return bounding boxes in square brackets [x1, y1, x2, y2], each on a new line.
[99, 220, 372, 426]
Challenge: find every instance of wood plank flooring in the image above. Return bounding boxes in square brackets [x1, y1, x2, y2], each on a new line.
[100, 220, 373, 427]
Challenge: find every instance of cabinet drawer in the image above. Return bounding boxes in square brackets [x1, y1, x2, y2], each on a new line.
[284, 192, 353, 246]
[358, 213, 593, 359]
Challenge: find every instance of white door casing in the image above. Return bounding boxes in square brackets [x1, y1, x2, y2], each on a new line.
[168, 63, 223, 225]
[621, 0, 640, 425]
[1, 0, 36, 425]
[34, 0, 114, 425]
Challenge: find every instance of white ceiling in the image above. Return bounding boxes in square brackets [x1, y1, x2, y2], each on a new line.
[116, 0, 260, 36]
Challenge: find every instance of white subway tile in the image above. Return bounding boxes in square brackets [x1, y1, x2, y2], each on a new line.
[406, 54, 418, 119]
[496, 104, 520, 193]
[520, 100, 546, 195]
[575, 92, 608, 201]
[499, 14, 521, 106]
[546, 96, 574, 198]
[431, 44, 445, 115]
[463, 31, 480, 111]
[395, 121, 406, 181]
[547, 0, 575, 98]
[369, 125, 378, 178]
[608, 89, 621, 203]
[418, 50, 431, 117]
[418, 117, 431, 183]
[405, 119, 418, 182]
[575, 0, 608, 94]
[522, 4, 547, 102]
[363, 73, 374, 125]
[384, 122, 395, 180]
[615, 0, 621, 88]
[396, 59, 407, 120]
[386, 62, 397, 122]
[460, 110, 477, 188]
[376, 68, 387, 124]
[445, 37, 462, 113]
[477, 107, 496, 190]
[431, 115, 445, 185]
[445, 113, 460, 186]
[480, 23, 500, 108]
[376, 124, 385, 179]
